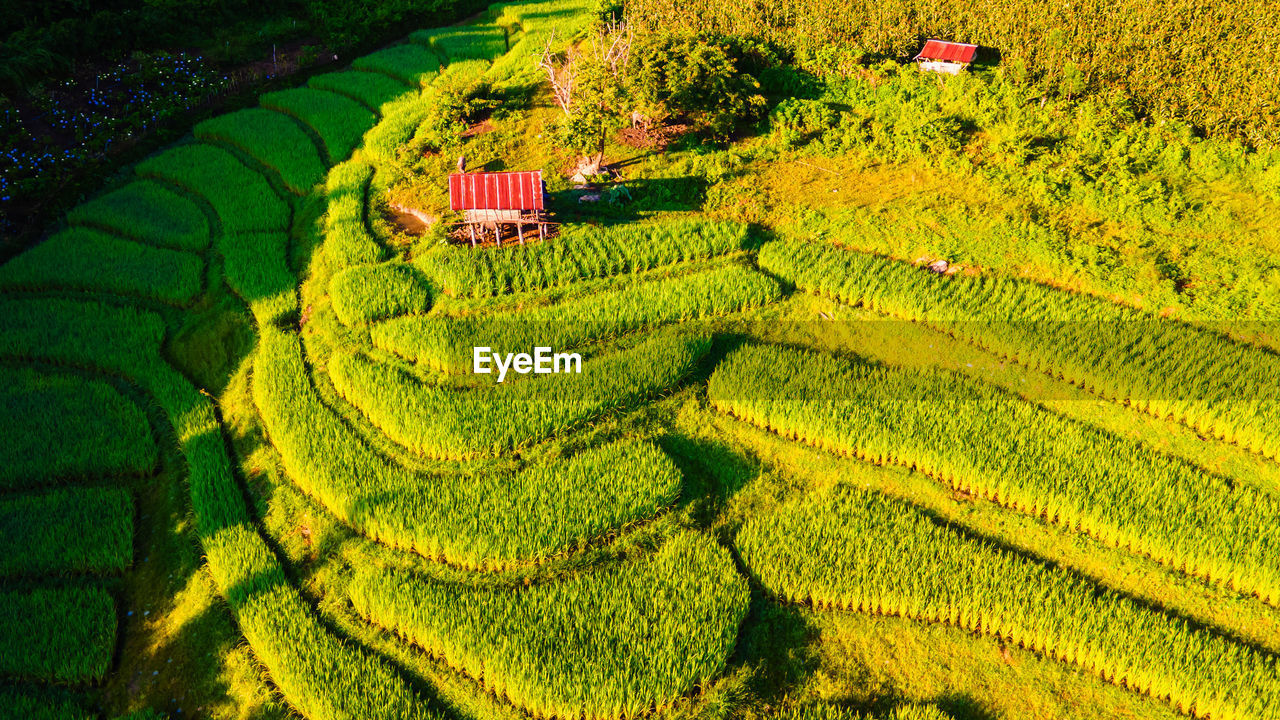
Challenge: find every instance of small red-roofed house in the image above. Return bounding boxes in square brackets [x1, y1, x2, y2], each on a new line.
[448, 170, 548, 245]
[913, 40, 980, 74]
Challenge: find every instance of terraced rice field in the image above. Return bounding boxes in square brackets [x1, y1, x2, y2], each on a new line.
[1, 1, 1278, 719]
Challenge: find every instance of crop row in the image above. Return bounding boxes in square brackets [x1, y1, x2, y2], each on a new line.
[136, 143, 290, 233]
[348, 531, 749, 720]
[738, 485, 1280, 720]
[323, 161, 384, 269]
[424, 218, 753, 298]
[757, 240, 1280, 460]
[66, 179, 210, 251]
[709, 343, 1280, 604]
[330, 262, 433, 326]
[486, 0, 595, 81]
[0, 227, 203, 304]
[409, 25, 510, 63]
[0, 487, 133, 578]
[0, 586, 116, 682]
[0, 298, 439, 719]
[308, 70, 416, 114]
[193, 109, 327, 195]
[784, 706, 953, 720]
[331, 330, 711, 459]
[373, 263, 780, 372]
[217, 232, 298, 326]
[255, 331, 684, 566]
[352, 44, 442, 87]
[0, 366, 156, 489]
[259, 88, 377, 165]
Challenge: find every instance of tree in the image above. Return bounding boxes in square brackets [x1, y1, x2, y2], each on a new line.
[538, 22, 632, 176]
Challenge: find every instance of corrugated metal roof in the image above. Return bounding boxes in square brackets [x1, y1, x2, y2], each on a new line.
[448, 171, 545, 211]
[914, 40, 979, 64]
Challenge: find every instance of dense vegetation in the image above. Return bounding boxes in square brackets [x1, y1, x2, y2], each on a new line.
[3, 0, 1280, 718]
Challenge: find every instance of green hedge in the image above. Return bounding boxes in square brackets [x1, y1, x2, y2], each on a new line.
[738, 485, 1280, 720]
[349, 531, 749, 719]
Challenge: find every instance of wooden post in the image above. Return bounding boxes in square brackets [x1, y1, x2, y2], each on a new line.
[469, 224, 476, 247]
[518, 222, 525, 245]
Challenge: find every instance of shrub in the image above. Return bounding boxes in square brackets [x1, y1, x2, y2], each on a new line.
[348, 531, 749, 719]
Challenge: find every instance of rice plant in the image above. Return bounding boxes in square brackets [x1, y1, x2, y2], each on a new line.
[194, 109, 327, 194]
[410, 25, 510, 62]
[254, 333, 683, 566]
[757, 239, 1280, 460]
[66, 180, 210, 251]
[0, 227, 203, 304]
[424, 218, 752, 298]
[352, 45, 442, 87]
[259, 88, 377, 164]
[307, 71, 415, 113]
[330, 330, 711, 458]
[709, 343, 1280, 605]
[0, 367, 155, 488]
[0, 685, 91, 720]
[216, 231, 297, 325]
[136, 144, 290, 232]
[330, 262, 433, 326]
[373, 263, 778, 372]
[0, 487, 133, 577]
[737, 484, 1280, 720]
[348, 531, 749, 719]
[0, 298, 439, 720]
[324, 161, 384, 268]
[0, 586, 116, 682]
[783, 705, 954, 720]
[361, 96, 435, 164]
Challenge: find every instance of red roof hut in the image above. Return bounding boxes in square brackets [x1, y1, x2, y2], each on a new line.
[913, 40, 979, 74]
[448, 170, 548, 245]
